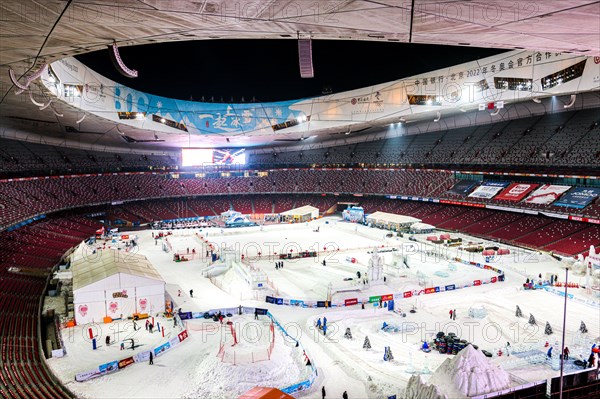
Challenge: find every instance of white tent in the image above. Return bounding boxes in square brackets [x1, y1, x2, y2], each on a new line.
[280, 205, 319, 221]
[365, 211, 421, 230]
[71, 246, 165, 324]
[410, 222, 436, 233]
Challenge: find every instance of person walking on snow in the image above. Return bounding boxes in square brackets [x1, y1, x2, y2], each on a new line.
[149, 351, 153, 365]
[342, 391, 348, 399]
[189, 289, 194, 298]
[254, 309, 259, 320]
[145, 319, 149, 331]
[321, 386, 326, 398]
[563, 347, 569, 360]
[449, 309, 453, 319]
[453, 309, 456, 320]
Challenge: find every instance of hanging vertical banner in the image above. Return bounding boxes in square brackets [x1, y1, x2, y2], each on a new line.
[553, 187, 600, 209]
[495, 183, 539, 201]
[524, 184, 571, 205]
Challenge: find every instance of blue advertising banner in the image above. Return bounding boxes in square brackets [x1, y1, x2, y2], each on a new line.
[448, 180, 479, 195]
[178, 311, 193, 320]
[98, 360, 118, 374]
[290, 299, 305, 307]
[553, 187, 600, 209]
[153, 342, 171, 357]
[445, 284, 456, 291]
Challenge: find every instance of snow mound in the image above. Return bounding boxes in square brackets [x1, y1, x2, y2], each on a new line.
[405, 375, 445, 399]
[405, 344, 511, 398]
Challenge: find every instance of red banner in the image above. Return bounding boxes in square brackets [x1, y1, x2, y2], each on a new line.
[381, 294, 394, 301]
[118, 357, 134, 369]
[439, 199, 486, 208]
[403, 291, 413, 298]
[424, 287, 436, 294]
[473, 280, 482, 286]
[344, 298, 358, 306]
[569, 215, 600, 224]
[495, 183, 538, 201]
[178, 330, 189, 342]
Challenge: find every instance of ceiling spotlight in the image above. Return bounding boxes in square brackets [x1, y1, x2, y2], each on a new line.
[160, 117, 166, 123]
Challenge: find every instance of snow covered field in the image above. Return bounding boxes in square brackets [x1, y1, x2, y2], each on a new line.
[48, 216, 600, 398]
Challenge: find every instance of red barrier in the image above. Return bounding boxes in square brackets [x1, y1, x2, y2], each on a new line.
[344, 298, 358, 306]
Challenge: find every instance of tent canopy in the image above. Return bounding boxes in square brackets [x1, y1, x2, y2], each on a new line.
[411, 222, 436, 231]
[366, 211, 421, 226]
[280, 205, 319, 217]
[71, 246, 164, 292]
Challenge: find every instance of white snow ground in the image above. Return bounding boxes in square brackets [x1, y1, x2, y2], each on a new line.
[47, 217, 600, 399]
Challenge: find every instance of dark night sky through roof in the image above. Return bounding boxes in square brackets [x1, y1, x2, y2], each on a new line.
[77, 40, 506, 103]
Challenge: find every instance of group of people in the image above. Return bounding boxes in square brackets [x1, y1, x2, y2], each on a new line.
[321, 386, 348, 399]
[449, 309, 457, 320]
[145, 319, 156, 333]
[546, 344, 598, 369]
[275, 261, 284, 269]
[316, 317, 328, 336]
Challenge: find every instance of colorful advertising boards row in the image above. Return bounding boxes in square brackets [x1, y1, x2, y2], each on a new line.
[74, 328, 189, 382]
[265, 258, 504, 309]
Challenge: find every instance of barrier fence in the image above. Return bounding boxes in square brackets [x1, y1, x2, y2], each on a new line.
[216, 322, 275, 365]
[264, 255, 505, 308]
[74, 314, 187, 382]
[180, 306, 317, 396]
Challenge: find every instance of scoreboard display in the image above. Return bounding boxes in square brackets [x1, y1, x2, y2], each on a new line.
[181, 148, 246, 166]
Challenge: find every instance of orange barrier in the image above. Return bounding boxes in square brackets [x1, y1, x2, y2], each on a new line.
[238, 387, 294, 399]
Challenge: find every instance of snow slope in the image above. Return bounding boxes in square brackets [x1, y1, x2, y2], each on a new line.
[405, 344, 511, 398]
